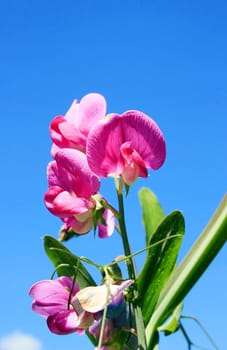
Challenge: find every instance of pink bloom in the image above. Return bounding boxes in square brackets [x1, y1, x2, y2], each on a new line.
[50, 93, 106, 155]
[86, 110, 166, 185]
[29, 276, 93, 335]
[44, 148, 114, 237]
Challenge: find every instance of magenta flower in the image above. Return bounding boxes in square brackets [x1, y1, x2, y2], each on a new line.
[50, 93, 106, 155]
[29, 276, 94, 335]
[86, 110, 166, 185]
[44, 148, 114, 237]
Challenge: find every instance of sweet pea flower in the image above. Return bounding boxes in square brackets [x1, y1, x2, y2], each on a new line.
[29, 277, 132, 339]
[50, 93, 106, 155]
[29, 276, 94, 335]
[44, 148, 114, 237]
[86, 110, 166, 185]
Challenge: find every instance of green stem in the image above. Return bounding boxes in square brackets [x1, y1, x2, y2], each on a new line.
[117, 179, 147, 350]
[179, 321, 193, 350]
[117, 188, 136, 279]
[146, 194, 227, 349]
[97, 268, 111, 350]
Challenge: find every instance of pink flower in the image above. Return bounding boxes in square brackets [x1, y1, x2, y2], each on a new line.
[86, 110, 166, 185]
[44, 148, 114, 237]
[29, 276, 93, 335]
[50, 93, 106, 155]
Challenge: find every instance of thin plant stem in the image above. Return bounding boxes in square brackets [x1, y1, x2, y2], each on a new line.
[181, 315, 220, 350]
[179, 320, 193, 350]
[179, 319, 214, 350]
[97, 268, 111, 350]
[116, 178, 147, 350]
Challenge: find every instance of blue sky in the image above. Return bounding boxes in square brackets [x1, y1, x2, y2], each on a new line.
[0, 0, 226, 349]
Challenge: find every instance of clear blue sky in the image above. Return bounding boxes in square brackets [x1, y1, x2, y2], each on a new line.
[0, 1, 226, 349]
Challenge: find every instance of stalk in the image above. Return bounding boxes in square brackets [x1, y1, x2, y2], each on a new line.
[117, 179, 147, 350]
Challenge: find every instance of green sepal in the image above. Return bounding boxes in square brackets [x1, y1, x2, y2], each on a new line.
[137, 211, 185, 326]
[93, 206, 106, 235]
[104, 262, 123, 283]
[158, 303, 183, 335]
[124, 183, 130, 196]
[44, 235, 96, 288]
[58, 226, 80, 241]
[139, 188, 165, 246]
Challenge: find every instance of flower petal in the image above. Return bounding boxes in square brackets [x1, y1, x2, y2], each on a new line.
[29, 279, 68, 302]
[64, 99, 80, 125]
[68, 216, 94, 235]
[55, 148, 100, 198]
[98, 208, 115, 238]
[46, 161, 60, 187]
[53, 191, 94, 215]
[120, 142, 148, 185]
[77, 93, 106, 135]
[50, 143, 60, 157]
[29, 277, 79, 317]
[73, 280, 132, 313]
[58, 121, 86, 152]
[108, 280, 133, 301]
[31, 300, 65, 318]
[44, 186, 64, 216]
[89, 318, 115, 344]
[122, 110, 166, 170]
[72, 285, 108, 313]
[50, 116, 66, 145]
[47, 310, 82, 335]
[29, 279, 69, 317]
[87, 110, 166, 179]
[87, 114, 124, 177]
[58, 276, 80, 294]
[49, 94, 106, 154]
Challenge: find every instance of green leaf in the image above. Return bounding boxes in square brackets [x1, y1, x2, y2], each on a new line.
[137, 211, 185, 326]
[146, 194, 227, 349]
[139, 188, 165, 246]
[44, 235, 96, 288]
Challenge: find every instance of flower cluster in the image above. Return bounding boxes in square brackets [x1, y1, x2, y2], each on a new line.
[44, 92, 166, 237]
[30, 92, 166, 349]
[29, 92, 226, 350]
